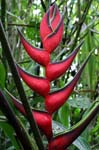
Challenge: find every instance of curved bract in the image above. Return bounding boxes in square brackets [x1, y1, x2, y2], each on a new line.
[6, 90, 53, 140]
[48, 101, 99, 150]
[46, 42, 83, 81]
[18, 30, 50, 66]
[40, 4, 60, 40]
[45, 51, 93, 114]
[43, 17, 64, 53]
[40, 3, 64, 53]
[17, 65, 50, 97]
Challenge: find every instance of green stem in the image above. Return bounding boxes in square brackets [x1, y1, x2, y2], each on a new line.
[40, 0, 46, 12]
[1, 0, 7, 85]
[0, 20, 45, 150]
[77, 0, 81, 21]
[0, 89, 36, 150]
[1, 0, 6, 28]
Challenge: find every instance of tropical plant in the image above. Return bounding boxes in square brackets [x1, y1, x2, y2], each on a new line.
[0, 1, 99, 150]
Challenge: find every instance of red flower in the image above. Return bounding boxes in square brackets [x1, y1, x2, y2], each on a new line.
[46, 42, 83, 81]
[48, 101, 99, 150]
[6, 90, 52, 140]
[45, 51, 92, 114]
[18, 30, 50, 66]
[40, 3, 64, 53]
[6, 3, 97, 149]
[17, 65, 50, 97]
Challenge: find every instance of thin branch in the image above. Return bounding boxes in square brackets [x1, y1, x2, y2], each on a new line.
[77, 0, 81, 21]
[71, 0, 93, 51]
[40, 0, 46, 12]
[8, 23, 37, 28]
[64, 1, 75, 44]
[0, 20, 45, 150]
[58, 0, 65, 8]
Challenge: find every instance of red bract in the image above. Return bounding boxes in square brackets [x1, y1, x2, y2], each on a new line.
[17, 65, 50, 97]
[45, 51, 92, 114]
[40, 3, 64, 53]
[40, 4, 60, 40]
[46, 42, 83, 81]
[43, 17, 64, 53]
[18, 30, 50, 66]
[6, 90, 52, 140]
[48, 101, 99, 150]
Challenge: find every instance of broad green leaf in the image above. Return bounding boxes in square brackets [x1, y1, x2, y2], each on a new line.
[73, 136, 90, 150]
[58, 103, 70, 128]
[68, 96, 91, 109]
[52, 120, 66, 135]
[0, 119, 21, 150]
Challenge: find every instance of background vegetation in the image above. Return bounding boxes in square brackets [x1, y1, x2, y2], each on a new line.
[0, 0, 99, 149]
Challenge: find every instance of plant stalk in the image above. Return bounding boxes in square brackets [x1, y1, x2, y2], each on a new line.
[0, 89, 37, 150]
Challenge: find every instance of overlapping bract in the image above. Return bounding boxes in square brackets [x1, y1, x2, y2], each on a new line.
[45, 50, 93, 114]
[6, 90, 52, 140]
[17, 65, 50, 97]
[18, 30, 50, 66]
[48, 101, 99, 150]
[40, 3, 64, 53]
[9, 3, 98, 149]
[46, 42, 83, 81]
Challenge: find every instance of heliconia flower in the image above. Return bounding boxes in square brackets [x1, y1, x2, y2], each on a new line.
[46, 42, 83, 81]
[40, 3, 64, 53]
[45, 51, 93, 114]
[40, 3, 60, 41]
[18, 29, 50, 66]
[48, 100, 99, 150]
[17, 65, 50, 97]
[6, 90, 53, 140]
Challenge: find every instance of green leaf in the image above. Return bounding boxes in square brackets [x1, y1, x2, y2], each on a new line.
[73, 136, 90, 150]
[52, 120, 66, 135]
[68, 96, 91, 109]
[0, 119, 21, 150]
[0, 62, 6, 88]
[58, 103, 70, 128]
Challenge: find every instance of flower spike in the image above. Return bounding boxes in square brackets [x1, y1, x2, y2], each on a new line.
[18, 29, 50, 66]
[48, 100, 99, 150]
[40, 3, 64, 53]
[17, 65, 50, 97]
[45, 50, 93, 114]
[43, 17, 64, 53]
[40, 3, 60, 40]
[40, 4, 59, 36]
[46, 42, 83, 81]
[49, 4, 60, 30]
[6, 90, 53, 140]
